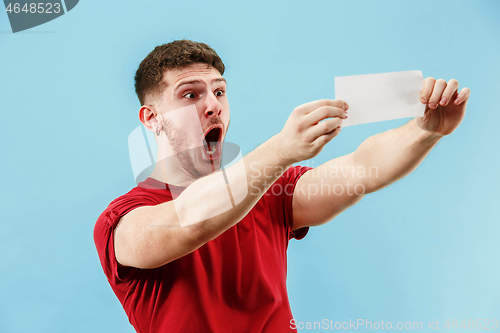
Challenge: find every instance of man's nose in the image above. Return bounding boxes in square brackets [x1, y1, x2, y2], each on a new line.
[204, 92, 222, 117]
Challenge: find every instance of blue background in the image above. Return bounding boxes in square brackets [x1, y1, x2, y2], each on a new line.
[1, 0, 499, 332]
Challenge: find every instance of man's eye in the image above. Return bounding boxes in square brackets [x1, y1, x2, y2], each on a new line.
[184, 92, 196, 99]
[215, 90, 224, 97]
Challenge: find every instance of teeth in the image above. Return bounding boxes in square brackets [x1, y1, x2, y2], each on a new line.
[207, 146, 217, 156]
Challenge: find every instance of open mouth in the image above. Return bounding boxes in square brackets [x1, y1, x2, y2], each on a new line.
[203, 125, 222, 160]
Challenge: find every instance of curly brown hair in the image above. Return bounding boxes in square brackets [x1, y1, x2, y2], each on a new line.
[134, 39, 225, 105]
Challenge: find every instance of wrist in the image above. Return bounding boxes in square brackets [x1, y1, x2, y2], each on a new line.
[266, 134, 295, 167]
[410, 119, 444, 144]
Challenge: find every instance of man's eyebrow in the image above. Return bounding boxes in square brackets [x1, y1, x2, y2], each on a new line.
[212, 77, 227, 85]
[174, 78, 227, 91]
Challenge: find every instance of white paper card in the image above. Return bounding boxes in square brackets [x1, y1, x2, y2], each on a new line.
[334, 70, 425, 127]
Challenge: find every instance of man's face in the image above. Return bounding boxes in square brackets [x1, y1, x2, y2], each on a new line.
[155, 63, 230, 179]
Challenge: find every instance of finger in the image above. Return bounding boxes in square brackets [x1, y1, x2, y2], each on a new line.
[428, 79, 447, 109]
[454, 87, 471, 105]
[439, 79, 459, 106]
[304, 106, 347, 127]
[306, 117, 343, 141]
[294, 99, 347, 115]
[313, 126, 341, 148]
[420, 77, 436, 104]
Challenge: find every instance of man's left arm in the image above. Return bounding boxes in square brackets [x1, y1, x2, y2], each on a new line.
[292, 78, 471, 229]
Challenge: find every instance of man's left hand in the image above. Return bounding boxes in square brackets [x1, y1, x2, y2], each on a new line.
[415, 78, 470, 136]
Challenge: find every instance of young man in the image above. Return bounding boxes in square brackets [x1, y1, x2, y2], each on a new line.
[94, 40, 470, 332]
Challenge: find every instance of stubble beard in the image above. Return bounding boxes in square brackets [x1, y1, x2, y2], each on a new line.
[165, 123, 223, 181]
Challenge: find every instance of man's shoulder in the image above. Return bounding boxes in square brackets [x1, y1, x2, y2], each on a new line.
[94, 180, 175, 231]
[277, 165, 313, 186]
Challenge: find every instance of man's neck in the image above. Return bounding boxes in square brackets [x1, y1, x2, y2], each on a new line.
[149, 160, 196, 187]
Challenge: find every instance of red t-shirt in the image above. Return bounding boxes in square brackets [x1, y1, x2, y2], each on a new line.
[93, 165, 311, 333]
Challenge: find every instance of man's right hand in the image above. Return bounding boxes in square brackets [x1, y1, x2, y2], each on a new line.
[275, 99, 348, 164]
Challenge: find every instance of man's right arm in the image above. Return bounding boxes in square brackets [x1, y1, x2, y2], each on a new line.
[114, 99, 348, 269]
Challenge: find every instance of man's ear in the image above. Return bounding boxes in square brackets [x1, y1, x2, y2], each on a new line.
[139, 105, 162, 133]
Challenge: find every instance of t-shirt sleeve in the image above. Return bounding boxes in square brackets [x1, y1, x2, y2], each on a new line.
[93, 190, 161, 285]
[281, 165, 313, 240]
